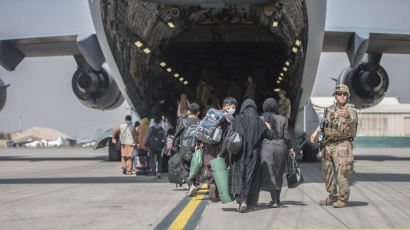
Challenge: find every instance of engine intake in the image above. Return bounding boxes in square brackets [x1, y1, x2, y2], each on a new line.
[0, 78, 10, 112]
[338, 62, 389, 109]
[72, 66, 124, 110]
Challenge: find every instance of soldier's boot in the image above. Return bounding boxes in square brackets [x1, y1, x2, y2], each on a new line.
[319, 197, 336, 206]
[333, 200, 347, 208]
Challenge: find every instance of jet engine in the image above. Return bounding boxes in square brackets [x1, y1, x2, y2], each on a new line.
[72, 66, 124, 110]
[0, 78, 10, 112]
[338, 62, 389, 109]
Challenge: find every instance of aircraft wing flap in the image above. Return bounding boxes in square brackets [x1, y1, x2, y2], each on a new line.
[9, 35, 81, 57]
[323, 29, 410, 54]
[0, 34, 103, 71]
[322, 31, 352, 52]
[367, 33, 410, 54]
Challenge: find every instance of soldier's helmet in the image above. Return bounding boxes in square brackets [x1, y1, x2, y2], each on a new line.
[332, 84, 350, 97]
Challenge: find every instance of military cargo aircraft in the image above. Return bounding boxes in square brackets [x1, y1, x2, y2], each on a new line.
[1, 0, 410, 161]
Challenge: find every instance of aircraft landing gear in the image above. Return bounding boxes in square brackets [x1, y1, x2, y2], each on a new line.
[108, 140, 121, 161]
[302, 141, 319, 162]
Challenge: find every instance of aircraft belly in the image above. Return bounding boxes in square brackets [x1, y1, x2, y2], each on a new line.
[294, 0, 326, 137]
[89, 0, 140, 119]
[89, 0, 314, 124]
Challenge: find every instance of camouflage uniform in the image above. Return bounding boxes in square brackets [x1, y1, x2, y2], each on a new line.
[320, 84, 358, 205]
[278, 97, 291, 120]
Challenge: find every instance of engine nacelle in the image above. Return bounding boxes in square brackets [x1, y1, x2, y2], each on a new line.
[338, 62, 389, 109]
[72, 66, 124, 110]
[0, 78, 10, 112]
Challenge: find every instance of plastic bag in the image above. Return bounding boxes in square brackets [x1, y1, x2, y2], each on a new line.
[227, 131, 242, 155]
[188, 148, 204, 179]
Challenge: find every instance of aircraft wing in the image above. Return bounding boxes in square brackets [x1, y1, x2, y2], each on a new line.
[323, 27, 410, 67]
[0, 33, 104, 71]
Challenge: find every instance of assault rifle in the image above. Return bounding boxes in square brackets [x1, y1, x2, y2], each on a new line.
[317, 107, 327, 149]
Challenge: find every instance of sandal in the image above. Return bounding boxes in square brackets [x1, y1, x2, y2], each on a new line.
[239, 202, 247, 213]
[267, 201, 279, 208]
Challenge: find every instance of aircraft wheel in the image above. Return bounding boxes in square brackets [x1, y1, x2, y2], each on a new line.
[302, 142, 318, 162]
[108, 141, 121, 161]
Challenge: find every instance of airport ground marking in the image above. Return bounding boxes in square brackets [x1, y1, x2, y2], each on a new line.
[168, 183, 208, 230]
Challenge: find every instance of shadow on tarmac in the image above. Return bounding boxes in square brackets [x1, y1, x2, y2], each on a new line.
[301, 170, 410, 184]
[221, 200, 307, 212]
[353, 155, 410, 161]
[280, 200, 307, 206]
[0, 156, 107, 162]
[351, 172, 410, 183]
[302, 154, 410, 163]
[347, 201, 369, 207]
[221, 207, 237, 212]
[0, 176, 170, 184]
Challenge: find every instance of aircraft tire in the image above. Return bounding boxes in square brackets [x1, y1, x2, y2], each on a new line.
[302, 142, 318, 162]
[108, 141, 121, 161]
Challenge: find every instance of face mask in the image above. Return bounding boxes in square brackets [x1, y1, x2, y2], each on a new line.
[228, 108, 236, 115]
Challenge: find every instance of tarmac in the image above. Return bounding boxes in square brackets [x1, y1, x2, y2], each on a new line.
[0, 147, 409, 229]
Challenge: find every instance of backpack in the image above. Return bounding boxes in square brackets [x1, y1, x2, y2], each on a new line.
[148, 127, 165, 151]
[196, 108, 225, 144]
[180, 120, 199, 162]
[119, 124, 135, 146]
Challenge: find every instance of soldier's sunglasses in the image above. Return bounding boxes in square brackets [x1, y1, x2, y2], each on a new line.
[336, 92, 348, 96]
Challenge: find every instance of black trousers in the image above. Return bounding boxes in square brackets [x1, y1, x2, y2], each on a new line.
[149, 149, 162, 175]
[270, 189, 282, 203]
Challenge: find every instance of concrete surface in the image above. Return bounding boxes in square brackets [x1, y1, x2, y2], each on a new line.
[0, 147, 409, 229]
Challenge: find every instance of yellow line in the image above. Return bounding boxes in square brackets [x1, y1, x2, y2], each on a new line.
[168, 183, 208, 230]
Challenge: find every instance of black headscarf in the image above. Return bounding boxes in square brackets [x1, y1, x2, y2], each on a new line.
[262, 98, 279, 136]
[232, 99, 266, 155]
[239, 99, 258, 116]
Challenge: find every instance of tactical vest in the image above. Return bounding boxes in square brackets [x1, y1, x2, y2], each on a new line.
[323, 104, 357, 142]
[120, 124, 136, 146]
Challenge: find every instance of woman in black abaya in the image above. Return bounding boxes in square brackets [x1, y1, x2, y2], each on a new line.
[220, 99, 277, 212]
[260, 98, 295, 208]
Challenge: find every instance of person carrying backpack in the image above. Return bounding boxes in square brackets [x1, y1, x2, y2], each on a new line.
[145, 116, 166, 179]
[172, 103, 201, 196]
[112, 115, 138, 175]
[201, 97, 237, 202]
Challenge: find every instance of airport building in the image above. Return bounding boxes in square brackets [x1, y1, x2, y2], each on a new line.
[312, 97, 410, 137]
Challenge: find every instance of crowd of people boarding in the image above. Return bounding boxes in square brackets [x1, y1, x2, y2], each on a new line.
[112, 77, 295, 213]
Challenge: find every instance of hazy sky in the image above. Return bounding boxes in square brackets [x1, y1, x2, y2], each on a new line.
[1, 0, 410, 138]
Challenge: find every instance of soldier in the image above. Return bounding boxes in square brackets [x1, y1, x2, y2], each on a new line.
[310, 84, 358, 208]
[278, 89, 291, 123]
